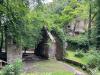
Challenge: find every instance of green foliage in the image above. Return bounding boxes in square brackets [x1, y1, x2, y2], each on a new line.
[0, 0, 89, 50]
[90, 27, 96, 45]
[52, 26, 66, 43]
[66, 34, 88, 51]
[0, 0, 97, 54]
[65, 50, 88, 64]
[1, 59, 23, 75]
[0, 0, 28, 46]
[20, 0, 67, 48]
[21, 10, 44, 48]
[61, 0, 88, 24]
[66, 34, 88, 45]
[95, 0, 100, 50]
[87, 50, 100, 70]
[75, 50, 84, 58]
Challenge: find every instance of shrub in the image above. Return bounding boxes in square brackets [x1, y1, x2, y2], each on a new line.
[1, 59, 23, 75]
[66, 34, 89, 50]
[87, 50, 100, 70]
[12, 60, 23, 75]
[75, 50, 84, 58]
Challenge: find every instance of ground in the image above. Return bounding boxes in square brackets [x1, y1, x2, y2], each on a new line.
[22, 54, 88, 75]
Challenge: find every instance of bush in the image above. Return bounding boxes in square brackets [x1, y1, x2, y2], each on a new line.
[1, 59, 23, 75]
[66, 34, 89, 50]
[66, 34, 88, 46]
[87, 50, 100, 70]
[75, 50, 84, 58]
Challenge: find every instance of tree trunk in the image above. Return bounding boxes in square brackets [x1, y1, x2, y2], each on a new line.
[0, 30, 4, 52]
[4, 25, 8, 53]
[0, 0, 3, 52]
[73, 22, 77, 36]
[4, 0, 9, 53]
[88, 2, 92, 47]
[96, 0, 100, 50]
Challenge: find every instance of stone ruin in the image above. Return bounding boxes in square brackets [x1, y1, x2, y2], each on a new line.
[34, 26, 65, 60]
[0, 26, 66, 65]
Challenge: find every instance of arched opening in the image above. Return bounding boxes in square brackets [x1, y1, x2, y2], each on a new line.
[34, 26, 64, 60]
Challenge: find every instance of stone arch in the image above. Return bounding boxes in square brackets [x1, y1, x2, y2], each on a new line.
[34, 26, 65, 60]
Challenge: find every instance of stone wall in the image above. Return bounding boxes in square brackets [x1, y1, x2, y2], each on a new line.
[55, 37, 64, 60]
[7, 44, 22, 64]
[35, 26, 64, 60]
[48, 39, 56, 59]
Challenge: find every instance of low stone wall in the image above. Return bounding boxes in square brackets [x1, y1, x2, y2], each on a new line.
[63, 58, 86, 68]
[62, 58, 92, 75]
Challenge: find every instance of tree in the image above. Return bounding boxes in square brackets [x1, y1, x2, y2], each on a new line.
[0, 0, 4, 52]
[0, 0, 27, 52]
[87, 0, 97, 48]
[96, 0, 100, 50]
[88, 0, 92, 47]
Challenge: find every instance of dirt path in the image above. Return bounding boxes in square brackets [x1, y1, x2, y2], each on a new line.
[22, 54, 88, 75]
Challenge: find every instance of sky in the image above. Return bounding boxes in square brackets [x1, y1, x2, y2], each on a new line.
[29, 0, 53, 10]
[44, 0, 53, 4]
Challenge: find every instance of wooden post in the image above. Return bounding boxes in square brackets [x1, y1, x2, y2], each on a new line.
[0, 60, 2, 69]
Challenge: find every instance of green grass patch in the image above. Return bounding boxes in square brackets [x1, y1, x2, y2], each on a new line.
[0, 71, 2, 75]
[22, 60, 74, 75]
[96, 71, 100, 75]
[22, 71, 74, 75]
[65, 51, 88, 65]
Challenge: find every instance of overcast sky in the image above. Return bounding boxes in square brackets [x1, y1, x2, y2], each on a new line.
[44, 0, 53, 4]
[29, 0, 53, 10]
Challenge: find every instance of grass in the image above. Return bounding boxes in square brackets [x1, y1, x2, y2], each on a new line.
[22, 60, 74, 75]
[0, 71, 74, 75]
[0, 60, 75, 75]
[65, 50, 88, 65]
[65, 50, 100, 75]
[0, 71, 1, 75]
[96, 71, 100, 75]
[30, 60, 73, 72]
[22, 71, 74, 75]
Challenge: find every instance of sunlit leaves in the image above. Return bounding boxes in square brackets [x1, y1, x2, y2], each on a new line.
[61, 0, 89, 24]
